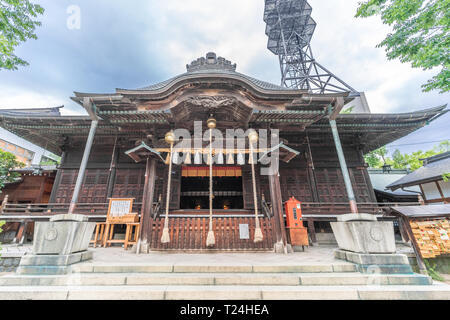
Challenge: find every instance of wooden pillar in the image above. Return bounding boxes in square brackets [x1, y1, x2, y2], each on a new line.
[305, 143, 319, 203]
[0, 195, 8, 214]
[13, 220, 29, 245]
[106, 138, 119, 199]
[329, 119, 358, 214]
[68, 120, 98, 214]
[402, 216, 427, 274]
[48, 150, 66, 204]
[139, 157, 157, 251]
[358, 148, 377, 203]
[269, 172, 289, 253]
[435, 181, 448, 204]
[397, 217, 410, 243]
[307, 219, 317, 244]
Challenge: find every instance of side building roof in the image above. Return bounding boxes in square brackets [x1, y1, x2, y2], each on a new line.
[0, 105, 447, 156]
[387, 151, 450, 191]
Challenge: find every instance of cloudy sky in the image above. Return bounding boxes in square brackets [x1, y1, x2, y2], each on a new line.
[0, 0, 448, 155]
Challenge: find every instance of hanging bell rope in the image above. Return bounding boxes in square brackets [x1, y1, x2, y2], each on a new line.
[206, 118, 216, 247]
[161, 131, 175, 244]
[249, 129, 263, 243]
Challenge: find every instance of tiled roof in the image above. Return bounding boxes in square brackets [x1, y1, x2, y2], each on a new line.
[387, 152, 450, 190]
[368, 169, 420, 196]
[136, 70, 289, 92]
[133, 53, 291, 92]
[0, 106, 62, 117]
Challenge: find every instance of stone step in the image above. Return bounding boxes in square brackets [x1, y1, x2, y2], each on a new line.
[0, 272, 433, 286]
[0, 284, 448, 300]
[71, 263, 357, 274]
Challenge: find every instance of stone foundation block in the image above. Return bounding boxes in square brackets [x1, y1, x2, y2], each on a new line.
[335, 249, 416, 275]
[16, 251, 93, 275]
[331, 220, 396, 254]
[33, 221, 95, 255]
[343, 251, 410, 265]
[357, 264, 414, 275]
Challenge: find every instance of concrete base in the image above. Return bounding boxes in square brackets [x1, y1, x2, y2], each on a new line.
[16, 251, 93, 275]
[18, 214, 96, 275]
[293, 246, 307, 252]
[33, 214, 96, 255]
[134, 241, 150, 254]
[0, 255, 22, 272]
[335, 249, 414, 275]
[315, 233, 337, 245]
[331, 213, 396, 254]
[274, 242, 294, 254]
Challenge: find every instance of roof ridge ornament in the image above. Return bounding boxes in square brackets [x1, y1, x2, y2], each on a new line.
[186, 52, 237, 73]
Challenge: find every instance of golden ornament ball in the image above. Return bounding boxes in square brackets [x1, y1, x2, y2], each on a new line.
[207, 118, 217, 129]
[165, 131, 175, 144]
[248, 130, 259, 143]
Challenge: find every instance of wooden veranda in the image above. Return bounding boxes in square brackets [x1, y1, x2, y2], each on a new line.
[0, 201, 419, 249]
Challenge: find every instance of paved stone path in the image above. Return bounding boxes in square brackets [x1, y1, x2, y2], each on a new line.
[0, 245, 32, 256]
[85, 245, 350, 266]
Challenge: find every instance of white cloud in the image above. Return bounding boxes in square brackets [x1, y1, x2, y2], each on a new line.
[0, 85, 83, 115]
[147, 0, 270, 76]
[140, 0, 449, 114]
[308, 0, 449, 113]
[0, 0, 448, 117]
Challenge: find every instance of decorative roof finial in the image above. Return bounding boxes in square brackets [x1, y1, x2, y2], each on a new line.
[186, 52, 237, 73]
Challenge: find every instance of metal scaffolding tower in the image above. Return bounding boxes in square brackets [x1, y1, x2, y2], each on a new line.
[264, 0, 358, 94]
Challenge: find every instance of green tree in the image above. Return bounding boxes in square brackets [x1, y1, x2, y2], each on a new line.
[0, 0, 44, 70]
[0, 150, 21, 251]
[435, 140, 450, 152]
[356, 0, 450, 93]
[407, 149, 438, 170]
[0, 149, 24, 193]
[391, 149, 408, 169]
[365, 140, 450, 170]
[341, 106, 355, 114]
[364, 146, 389, 168]
[0, 220, 4, 255]
[364, 150, 383, 167]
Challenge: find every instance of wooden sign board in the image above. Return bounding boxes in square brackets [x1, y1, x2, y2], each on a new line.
[107, 198, 137, 223]
[239, 224, 250, 240]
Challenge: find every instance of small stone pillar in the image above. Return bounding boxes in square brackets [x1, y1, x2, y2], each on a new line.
[16, 214, 96, 275]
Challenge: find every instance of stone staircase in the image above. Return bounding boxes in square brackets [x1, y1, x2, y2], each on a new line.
[0, 261, 449, 300]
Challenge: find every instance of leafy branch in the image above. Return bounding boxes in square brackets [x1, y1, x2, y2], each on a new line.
[0, 0, 44, 70]
[364, 140, 450, 170]
[356, 0, 450, 93]
[442, 173, 450, 182]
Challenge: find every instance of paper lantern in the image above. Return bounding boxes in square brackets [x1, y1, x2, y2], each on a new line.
[216, 152, 224, 165]
[248, 152, 256, 164]
[227, 153, 235, 165]
[206, 153, 212, 165]
[194, 151, 202, 164]
[172, 152, 179, 164]
[184, 152, 192, 165]
[237, 153, 245, 165]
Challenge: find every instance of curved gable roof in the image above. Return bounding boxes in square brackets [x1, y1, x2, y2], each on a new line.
[133, 69, 289, 92]
[117, 53, 305, 96]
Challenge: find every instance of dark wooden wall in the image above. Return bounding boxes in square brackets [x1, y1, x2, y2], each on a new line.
[53, 139, 165, 204]
[0, 174, 55, 204]
[275, 144, 376, 204]
[50, 136, 376, 206]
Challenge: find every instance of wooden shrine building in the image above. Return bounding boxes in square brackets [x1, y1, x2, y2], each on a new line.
[0, 53, 447, 252]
